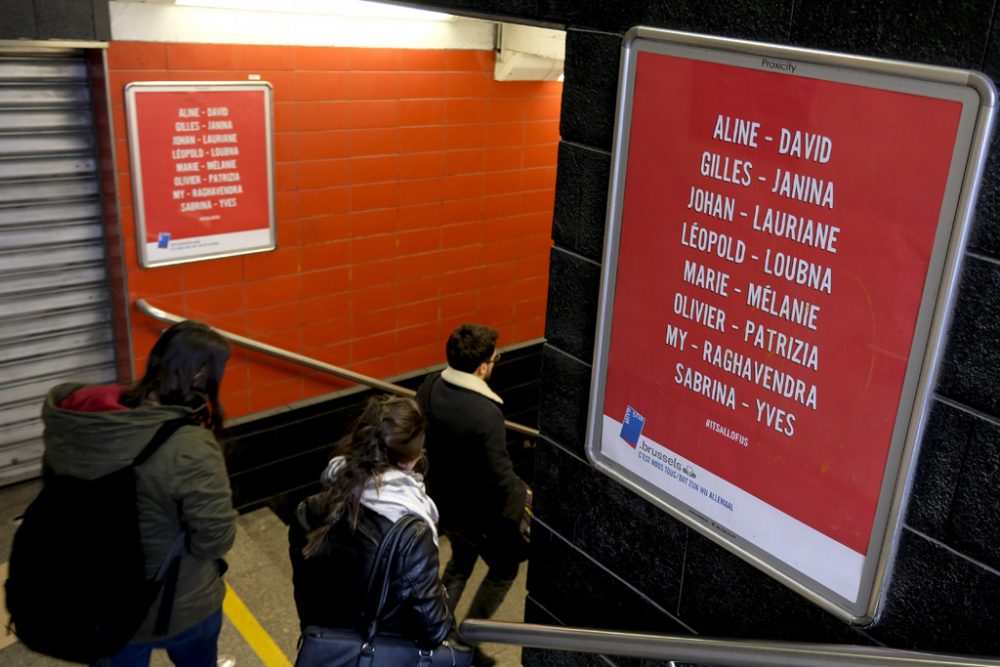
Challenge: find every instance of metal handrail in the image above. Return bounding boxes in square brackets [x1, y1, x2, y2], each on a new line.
[134, 298, 540, 437]
[459, 620, 1000, 667]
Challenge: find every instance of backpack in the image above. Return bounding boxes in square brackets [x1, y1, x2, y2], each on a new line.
[5, 417, 192, 663]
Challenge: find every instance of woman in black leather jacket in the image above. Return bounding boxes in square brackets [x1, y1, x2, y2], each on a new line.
[288, 395, 452, 648]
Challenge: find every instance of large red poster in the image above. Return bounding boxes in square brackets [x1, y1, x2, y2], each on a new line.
[126, 84, 275, 266]
[597, 48, 972, 604]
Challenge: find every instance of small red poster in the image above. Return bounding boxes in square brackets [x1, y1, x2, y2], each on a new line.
[588, 29, 992, 620]
[125, 82, 275, 267]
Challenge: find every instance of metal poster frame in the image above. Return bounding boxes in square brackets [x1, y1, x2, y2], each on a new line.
[585, 27, 996, 623]
[124, 81, 276, 268]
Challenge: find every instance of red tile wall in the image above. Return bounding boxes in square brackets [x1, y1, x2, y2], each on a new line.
[107, 42, 561, 419]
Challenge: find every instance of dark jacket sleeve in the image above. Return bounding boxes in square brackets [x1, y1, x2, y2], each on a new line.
[479, 406, 528, 522]
[173, 426, 238, 560]
[396, 521, 453, 648]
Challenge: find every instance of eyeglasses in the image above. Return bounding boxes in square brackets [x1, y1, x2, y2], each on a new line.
[490, 352, 502, 363]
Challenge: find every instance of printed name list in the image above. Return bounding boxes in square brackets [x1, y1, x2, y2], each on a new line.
[667, 113, 837, 440]
[170, 105, 243, 219]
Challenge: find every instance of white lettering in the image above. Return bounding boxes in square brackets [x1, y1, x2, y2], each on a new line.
[771, 168, 835, 209]
[778, 128, 832, 163]
[675, 363, 737, 410]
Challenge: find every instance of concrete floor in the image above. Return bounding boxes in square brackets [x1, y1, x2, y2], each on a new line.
[0, 479, 527, 666]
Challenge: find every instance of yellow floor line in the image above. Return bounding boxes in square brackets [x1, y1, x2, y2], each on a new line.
[0, 563, 16, 650]
[223, 582, 293, 667]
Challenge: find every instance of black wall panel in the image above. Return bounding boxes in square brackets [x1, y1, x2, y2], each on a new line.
[0, 0, 109, 41]
[970, 19, 1000, 257]
[551, 141, 609, 263]
[559, 30, 620, 151]
[542, 247, 600, 361]
[4, 0, 36, 39]
[937, 257, 1000, 415]
[787, 0, 992, 67]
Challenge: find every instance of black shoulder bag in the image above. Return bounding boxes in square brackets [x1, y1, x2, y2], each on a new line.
[294, 514, 472, 667]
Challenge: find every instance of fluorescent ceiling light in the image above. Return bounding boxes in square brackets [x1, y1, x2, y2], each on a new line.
[174, 0, 454, 21]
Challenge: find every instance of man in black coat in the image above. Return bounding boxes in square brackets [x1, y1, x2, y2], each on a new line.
[417, 323, 529, 667]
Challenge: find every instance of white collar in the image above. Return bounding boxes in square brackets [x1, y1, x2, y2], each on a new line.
[440, 366, 504, 405]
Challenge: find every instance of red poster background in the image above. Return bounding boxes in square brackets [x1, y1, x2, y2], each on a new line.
[132, 88, 270, 243]
[602, 53, 963, 554]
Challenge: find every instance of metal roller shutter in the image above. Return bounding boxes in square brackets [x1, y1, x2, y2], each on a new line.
[0, 47, 117, 485]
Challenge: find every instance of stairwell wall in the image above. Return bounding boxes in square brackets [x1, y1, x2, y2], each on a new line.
[406, 0, 1000, 661]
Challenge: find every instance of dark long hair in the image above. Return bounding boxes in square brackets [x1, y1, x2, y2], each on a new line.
[303, 395, 426, 558]
[120, 320, 230, 432]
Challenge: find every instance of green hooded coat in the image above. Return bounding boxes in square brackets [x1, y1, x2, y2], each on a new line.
[41, 383, 238, 642]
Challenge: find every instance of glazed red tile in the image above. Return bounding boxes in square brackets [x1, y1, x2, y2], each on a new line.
[246, 274, 300, 308]
[294, 45, 352, 71]
[398, 178, 442, 206]
[243, 245, 299, 282]
[300, 241, 349, 272]
[446, 98, 489, 124]
[348, 71, 400, 100]
[401, 126, 446, 152]
[297, 159, 350, 189]
[484, 146, 524, 171]
[351, 234, 397, 264]
[297, 131, 351, 160]
[350, 331, 398, 364]
[399, 152, 444, 180]
[397, 203, 442, 231]
[300, 267, 350, 299]
[446, 51, 493, 73]
[351, 283, 397, 314]
[302, 318, 351, 349]
[350, 182, 398, 212]
[245, 302, 301, 333]
[296, 101, 351, 130]
[398, 50, 449, 72]
[398, 274, 441, 304]
[351, 309, 396, 338]
[349, 48, 401, 72]
[351, 155, 399, 184]
[166, 43, 237, 70]
[350, 128, 400, 156]
[351, 208, 398, 235]
[396, 301, 439, 328]
[348, 100, 401, 129]
[184, 284, 247, 316]
[398, 228, 440, 256]
[442, 173, 484, 201]
[400, 99, 446, 126]
[107, 42, 168, 70]
[300, 293, 351, 325]
[444, 72, 491, 98]
[351, 259, 398, 288]
[399, 71, 447, 98]
[442, 148, 485, 176]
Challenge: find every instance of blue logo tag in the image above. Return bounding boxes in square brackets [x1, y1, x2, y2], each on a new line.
[157, 232, 171, 248]
[620, 405, 645, 447]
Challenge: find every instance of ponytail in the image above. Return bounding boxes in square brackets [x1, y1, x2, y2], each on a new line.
[302, 395, 425, 558]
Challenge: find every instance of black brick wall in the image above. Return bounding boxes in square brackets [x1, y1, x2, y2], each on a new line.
[1, 0, 109, 42]
[410, 1, 1000, 663]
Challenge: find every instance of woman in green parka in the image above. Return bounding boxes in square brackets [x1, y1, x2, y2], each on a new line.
[42, 320, 238, 667]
